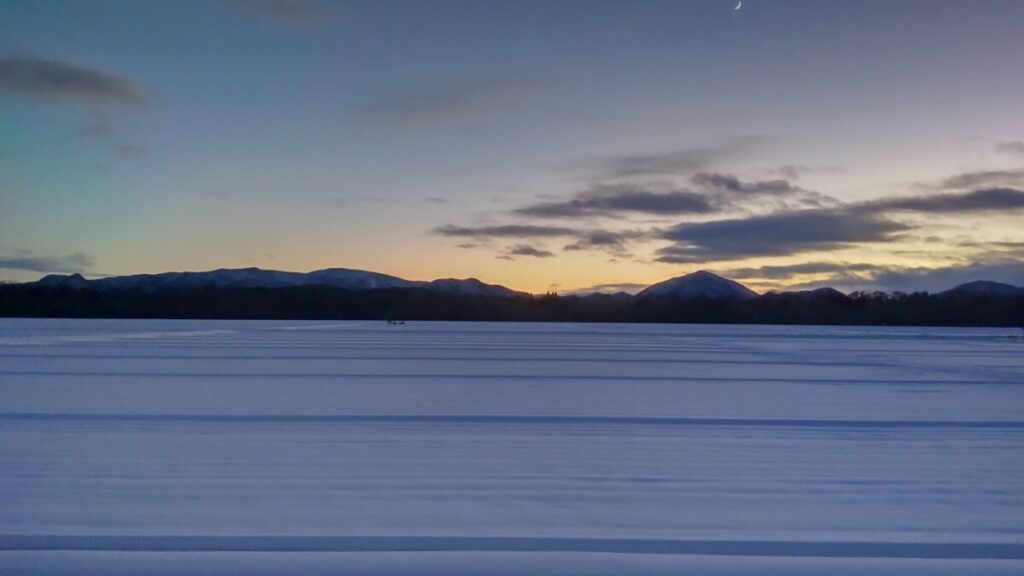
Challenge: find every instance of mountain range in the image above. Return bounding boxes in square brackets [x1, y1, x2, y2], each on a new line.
[33, 268, 523, 298]
[27, 268, 1024, 300]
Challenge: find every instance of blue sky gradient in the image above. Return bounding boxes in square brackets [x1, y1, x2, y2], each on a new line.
[2, 0, 1023, 292]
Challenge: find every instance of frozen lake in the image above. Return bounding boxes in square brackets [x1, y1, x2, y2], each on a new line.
[1, 319, 1023, 575]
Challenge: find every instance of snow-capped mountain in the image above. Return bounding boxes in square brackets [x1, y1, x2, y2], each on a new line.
[28, 268, 1024, 300]
[31, 267, 521, 296]
[304, 268, 417, 290]
[425, 278, 525, 298]
[636, 270, 759, 300]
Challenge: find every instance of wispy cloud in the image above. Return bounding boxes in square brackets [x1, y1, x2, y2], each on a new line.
[934, 169, 1024, 191]
[506, 244, 554, 258]
[691, 172, 798, 195]
[565, 282, 648, 295]
[0, 251, 95, 274]
[515, 183, 715, 218]
[690, 172, 836, 209]
[0, 56, 145, 106]
[563, 229, 649, 257]
[721, 262, 881, 281]
[433, 224, 578, 238]
[361, 77, 525, 127]
[996, 141, 1024, 156]
[571, 139, 766, 180]
[577, 146, 725, 179]
[856, 187, 1024, 214]
[514, 172, 827, 221]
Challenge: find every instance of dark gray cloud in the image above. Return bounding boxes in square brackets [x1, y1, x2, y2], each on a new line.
[515, 184, 715, 218]
[691, 172, 837, 208]
[655, 209, 909, 263]
[865, 261, 1024, 293]
[691, 172, 798, 195]
[857, 187, 1024, 214]
[997, 141, 1024, 156]
[506, 244, 554, 258]
[0, 56, 145, 106]
[787, 260, 1024, 294]
[515, 173, 828, 221]
[433, 224, 577, 238]
[0, 252, 94, 274]
[935, 169, 1024, 190]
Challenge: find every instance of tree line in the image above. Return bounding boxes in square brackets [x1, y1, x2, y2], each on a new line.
[1, 284, 1022, 327]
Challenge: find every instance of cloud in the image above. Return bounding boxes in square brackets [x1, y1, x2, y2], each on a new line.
[595, 148, 718, 178]
[997, 141, 1024, 156]
[785, 260, 1024, 294]
[577, 146, 735, 179]
[361, 77, 522, 127]
[856, 187, 1024, 214]
[720, 261, 881, 280]
[506, 244, 554, 258]
[433, 222, 650, 257]
[864, 261, 1024, 293]
[655, 209, 909, 263]
[515, 183, 715, 218]
[572, 139, 768, 179]
[565, 282, 648, 295]
[563, 229, 649, 257]
[934, 169, 1024, 190]
[433, 224, 578, 238]
[0, 252, 95, 274]
[515, 173, 829, 221]
[224, 0, 334, 26]
[691, 172, 798, 195]
[691, 172, 835, 208]
[0, 56, 145, 106]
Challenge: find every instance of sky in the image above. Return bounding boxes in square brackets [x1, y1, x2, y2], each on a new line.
[1, 0, 1023, 294]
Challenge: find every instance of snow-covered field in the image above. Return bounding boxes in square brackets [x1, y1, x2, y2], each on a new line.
[1, 319, 1022, 575]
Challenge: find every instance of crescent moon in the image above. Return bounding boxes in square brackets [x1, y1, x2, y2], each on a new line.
[734, 1, 742, 10]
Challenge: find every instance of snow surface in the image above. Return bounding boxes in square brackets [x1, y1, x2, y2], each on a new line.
[1, 319, 1022, 574]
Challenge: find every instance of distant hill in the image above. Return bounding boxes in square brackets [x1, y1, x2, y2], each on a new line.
[31, 267, 524, 297]
[425, 278, 525, 298]
[6, 268, 1023, 326]
[941, 280, 1024, 297]
[14, 266, 1024, 315]
[769, 287, 849, 300]
[636, 271, 759, 300]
